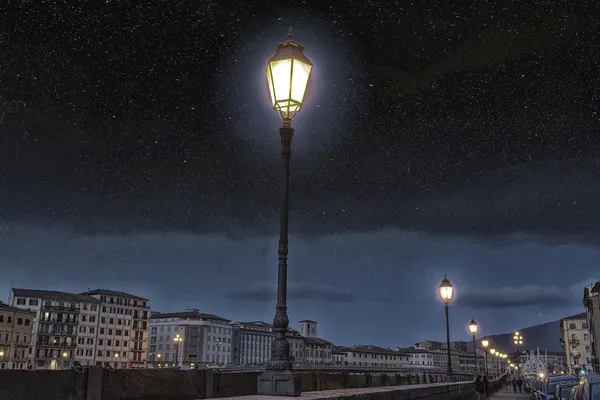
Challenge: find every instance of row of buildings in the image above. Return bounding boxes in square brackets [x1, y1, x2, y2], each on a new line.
[6, 282, 598, 373]
[0, 287, 511, 373]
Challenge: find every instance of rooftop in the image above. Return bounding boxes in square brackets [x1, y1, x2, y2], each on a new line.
[337, 345, 405, 355]
[235, 321, 272, 330]
[82, 289, 149, 302]
[561, 312, 587, 321]
[299, 319, 317, 323]
[0, 301, 36, 315]
[305, 337, 333, 346]
[12, 288, 100, 303]
[151, 310, 230, 322]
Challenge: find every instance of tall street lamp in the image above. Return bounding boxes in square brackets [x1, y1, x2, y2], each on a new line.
[468, 319, 479, 375]
[439, 275, 454, 376]
[258, 27, 313, 397]
[481, 338, 489, 376]
[490, 349, 496, 377]
[513, 331, 523, 372]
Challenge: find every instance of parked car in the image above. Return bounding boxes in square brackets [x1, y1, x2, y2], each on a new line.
[539, 375, 579, 399]
[555, 382, 578, 400]
[571, 374, 600, 399]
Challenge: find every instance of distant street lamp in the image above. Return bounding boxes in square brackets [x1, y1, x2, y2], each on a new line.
[258, 27, 313, 397]
[174, 334, 183, 367]
[216, 339, 222, 366]
[468, 319, 479, 374]
[513, 331, 523, 371]
[439, 275, 454, 375]
[481, 338, 489, 376]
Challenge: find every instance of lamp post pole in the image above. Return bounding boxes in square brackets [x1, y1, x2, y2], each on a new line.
[468, 319, 479, 375]
[445, 304, 452, 374]
[439, 276, 454, 376]
[481, 339, 489, 377]
[258, 27, 313, 397]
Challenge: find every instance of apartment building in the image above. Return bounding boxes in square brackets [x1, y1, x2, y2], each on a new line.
[334, 345, 410, 368]
[560, 312, 593, 374]
[10, 288, 150, 369]
[82, 289, 150, 368]
[148, 309, 232, 367]
[0, 301, 35, 369]
[584, 281, 600, 373]
[10, 289, 98, 369]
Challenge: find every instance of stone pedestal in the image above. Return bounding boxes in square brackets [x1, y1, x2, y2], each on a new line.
[257, 369, 301, 397]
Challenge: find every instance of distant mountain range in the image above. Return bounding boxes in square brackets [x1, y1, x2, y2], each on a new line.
[464, 320, 563, 353]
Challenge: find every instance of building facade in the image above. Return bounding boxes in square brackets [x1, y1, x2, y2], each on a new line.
[584, 281, 600, 373]
[560, 312, 593, 374]
[148, 309, 232, 367]
[232, 321, 272, 365]
[10, 288, 150, 369]
[0, 302, 35, 369]
[334, 345, 410, 368]
[82, 289, 151, 368]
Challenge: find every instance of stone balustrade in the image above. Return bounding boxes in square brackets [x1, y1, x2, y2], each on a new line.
[0, 367, 507, 400]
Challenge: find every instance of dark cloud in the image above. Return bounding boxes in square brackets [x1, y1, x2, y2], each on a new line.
[455, 280, 591, 309]
[1, 1, 598, 247]
[225, 283, 392, 304]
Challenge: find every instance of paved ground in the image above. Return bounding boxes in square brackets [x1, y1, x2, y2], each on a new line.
[491, 388, 529, 399]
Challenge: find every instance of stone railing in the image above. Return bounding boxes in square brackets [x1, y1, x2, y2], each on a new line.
[0, 367, 507, 400]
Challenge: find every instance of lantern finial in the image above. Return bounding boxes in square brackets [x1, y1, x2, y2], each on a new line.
[286, 26, 294, 42]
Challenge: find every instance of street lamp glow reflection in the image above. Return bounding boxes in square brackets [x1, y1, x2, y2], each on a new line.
[266, 27, 313, 122]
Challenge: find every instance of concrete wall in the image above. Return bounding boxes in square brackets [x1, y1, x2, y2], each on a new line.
[0, 367, 502, 400]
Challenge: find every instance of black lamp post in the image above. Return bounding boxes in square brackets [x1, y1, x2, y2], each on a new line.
[481, 338, 489, 376]
[439, 275, 454, 375]
[257, 27, 313, 397]
[468, 319, 479, 375]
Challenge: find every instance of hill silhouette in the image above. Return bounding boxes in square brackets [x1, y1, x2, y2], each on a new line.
[465, 319, 563, 353]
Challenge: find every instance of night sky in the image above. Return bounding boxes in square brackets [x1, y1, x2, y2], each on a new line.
[1, 1, 599, 347]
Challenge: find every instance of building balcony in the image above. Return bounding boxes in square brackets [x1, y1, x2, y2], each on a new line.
[39, 319, 78, 324]
[569, 339, 580, 345]
[42, 305, 80, 312]
[36, 342, 77, 348]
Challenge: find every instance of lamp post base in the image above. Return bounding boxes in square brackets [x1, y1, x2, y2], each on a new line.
[257, 369, 301, 397]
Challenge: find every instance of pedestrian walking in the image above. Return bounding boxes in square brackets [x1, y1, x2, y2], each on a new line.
[482, 375, 489, 399]
[517, 377, 523, 393]
[475, 375, 484, 399]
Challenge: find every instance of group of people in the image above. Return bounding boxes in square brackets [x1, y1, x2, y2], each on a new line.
[507, 377, 524, 393]
[474, 375, 523, 398]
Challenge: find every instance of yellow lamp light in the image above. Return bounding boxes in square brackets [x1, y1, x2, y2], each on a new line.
[468, 319, 478, 335]
[266, 27, 313, 122]
[439, 275, 454, 303]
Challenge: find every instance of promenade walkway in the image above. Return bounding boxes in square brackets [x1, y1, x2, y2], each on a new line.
[490, 388, 529, 399]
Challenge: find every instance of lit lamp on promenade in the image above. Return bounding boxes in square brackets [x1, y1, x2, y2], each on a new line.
[490, 349, 496, 376]
[481, 338, 489, 376]
[258, 26, 313, 397]
[439, 275, 454, 375]
[174, 333, 183, 368]
[468, 319, 479, 374]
